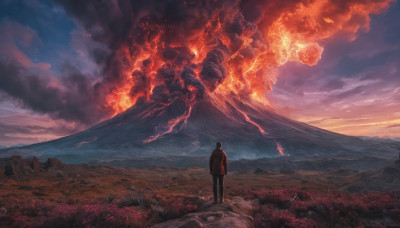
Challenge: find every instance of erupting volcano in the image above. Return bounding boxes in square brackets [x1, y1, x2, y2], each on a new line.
[1, 0, 398, 164]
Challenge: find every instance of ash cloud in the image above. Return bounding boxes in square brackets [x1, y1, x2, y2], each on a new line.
[52, 0, 392, 109]
[0, 62, 108, 125]
[51, 0, 252, 102]
[0, 0, 393, 128]
[200, 44, 229, 92]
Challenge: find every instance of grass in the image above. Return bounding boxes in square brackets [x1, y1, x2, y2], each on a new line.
[0, 165, 398, 227]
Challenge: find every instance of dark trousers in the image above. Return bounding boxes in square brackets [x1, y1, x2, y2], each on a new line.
[213, 175, 224, 200]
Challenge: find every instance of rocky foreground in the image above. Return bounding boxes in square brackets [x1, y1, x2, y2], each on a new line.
[151, 197, 256, 228]
[1, 156, 400, 227]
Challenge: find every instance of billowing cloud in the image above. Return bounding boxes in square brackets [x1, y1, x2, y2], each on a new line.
[0, 0, 397, 146]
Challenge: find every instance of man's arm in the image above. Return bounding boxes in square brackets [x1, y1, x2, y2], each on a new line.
[223, 153, 228, 175]
[209, 152, 214, 173]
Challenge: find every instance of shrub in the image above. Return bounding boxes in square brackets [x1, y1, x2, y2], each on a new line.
[160, 196, 198, 220]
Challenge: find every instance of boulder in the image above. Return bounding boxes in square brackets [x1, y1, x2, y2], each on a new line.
[30, 157, 42, 171]
[180, 219, 202, 228]
[56, 170, 65, 178]
[254, 168, 276, 175]
[127, 186, 138, 191]
[280, 168, 295, 174]
[151, 197, 256, 228]
[4, 156, 33, 177]
[0, 207, 7, 216]
[45, 158, 63, 170]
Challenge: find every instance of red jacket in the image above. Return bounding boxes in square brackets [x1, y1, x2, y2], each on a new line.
[209, 149, 228, 176]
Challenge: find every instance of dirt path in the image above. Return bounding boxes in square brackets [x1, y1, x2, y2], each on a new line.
[151, 196, 258, 228]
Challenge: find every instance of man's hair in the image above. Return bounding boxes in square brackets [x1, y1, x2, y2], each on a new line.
[216, 142, 222, 148]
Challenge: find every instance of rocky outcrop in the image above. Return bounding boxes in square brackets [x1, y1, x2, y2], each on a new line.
[3, 156, 64, 178]
[348, 160, 400, 192]
[45, 158, 63, 170]
[151, 197, 257, 228]
[254, 168, 276, 175]
[4, 156, 35, 177]
[31, 157, 42, 171]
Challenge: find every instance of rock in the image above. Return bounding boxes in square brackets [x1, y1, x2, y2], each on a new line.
[119, 197, 144, 207]
[280, 168, 295, 174]
[151, 197, 255, 228]
[254, 168, 275, 175]
[314, 204, 329, 215]
[19, 185, 33, 190]
[45, 158, 63, 170]
[106, 195, 114, 203]
[30, 157, 42, 171]
[4, 156, 33, 177]
[180, 219, 202, 228]
[0, 207, 7, 216]
[306, 210, 320, 221]
[127, 186, 138, 191]
[4, 165, 13, 176]
[254, 168, 266, 174]
[33, 191, 48, 196]
[56, 170, 65, 178]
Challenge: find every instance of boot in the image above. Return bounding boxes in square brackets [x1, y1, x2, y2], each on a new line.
[219, 195, 224, 203]
[213, 194, 218, 204]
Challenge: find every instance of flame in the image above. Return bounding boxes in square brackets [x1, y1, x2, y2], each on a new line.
[323, 17, 334, 24]
[100, 0, 393, 128]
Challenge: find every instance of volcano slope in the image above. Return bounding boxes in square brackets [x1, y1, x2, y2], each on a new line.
[1, 93, 398, 167]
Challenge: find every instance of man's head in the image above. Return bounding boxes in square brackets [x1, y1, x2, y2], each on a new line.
[216, 142, 222, 149]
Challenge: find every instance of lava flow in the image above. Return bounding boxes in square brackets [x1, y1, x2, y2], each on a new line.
[236, 109, 267, 136]
[275, 141, 286, 156]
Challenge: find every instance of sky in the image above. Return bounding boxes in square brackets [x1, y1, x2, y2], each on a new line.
[0, 0, 399, 147]
[267, 1, 400, 138]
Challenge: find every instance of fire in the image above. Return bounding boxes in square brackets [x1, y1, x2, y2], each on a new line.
[143, 105, 193, 143]
[275, 141, 285, 156]
[236, 109, 267, 136]
[97, 0, 393, 138]
[323, 17, 334, 24]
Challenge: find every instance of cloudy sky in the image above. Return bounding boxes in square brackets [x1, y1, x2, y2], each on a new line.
[267, 1, 400, 138]
[0, 0, 399, 147]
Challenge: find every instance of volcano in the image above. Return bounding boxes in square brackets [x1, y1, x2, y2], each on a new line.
[1, 0, 398, 165]
[1, 92, 397, 164]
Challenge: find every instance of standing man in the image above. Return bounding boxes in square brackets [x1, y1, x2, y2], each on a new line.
[209, 142, 228, 204]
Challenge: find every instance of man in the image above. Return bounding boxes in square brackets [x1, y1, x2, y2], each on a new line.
[209, 141, 228, 204]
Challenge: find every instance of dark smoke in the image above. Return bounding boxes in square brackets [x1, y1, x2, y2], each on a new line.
[0, 0, 388, 126]
[52, 0, 260, 103]
[0, 62, 108, 125]
[200, 44, 229, 92]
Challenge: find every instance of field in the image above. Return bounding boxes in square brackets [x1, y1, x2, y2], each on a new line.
[1, 158, 400, 227]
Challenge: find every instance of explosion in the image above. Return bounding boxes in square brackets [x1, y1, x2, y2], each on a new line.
[54, 0, 393, 151]
[98, 0, 392, 115]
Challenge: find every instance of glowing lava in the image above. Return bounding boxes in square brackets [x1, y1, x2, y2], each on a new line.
[236, 109, 267, 136]
[143, 105, 193, 143]
[275, 141, 285, 156]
